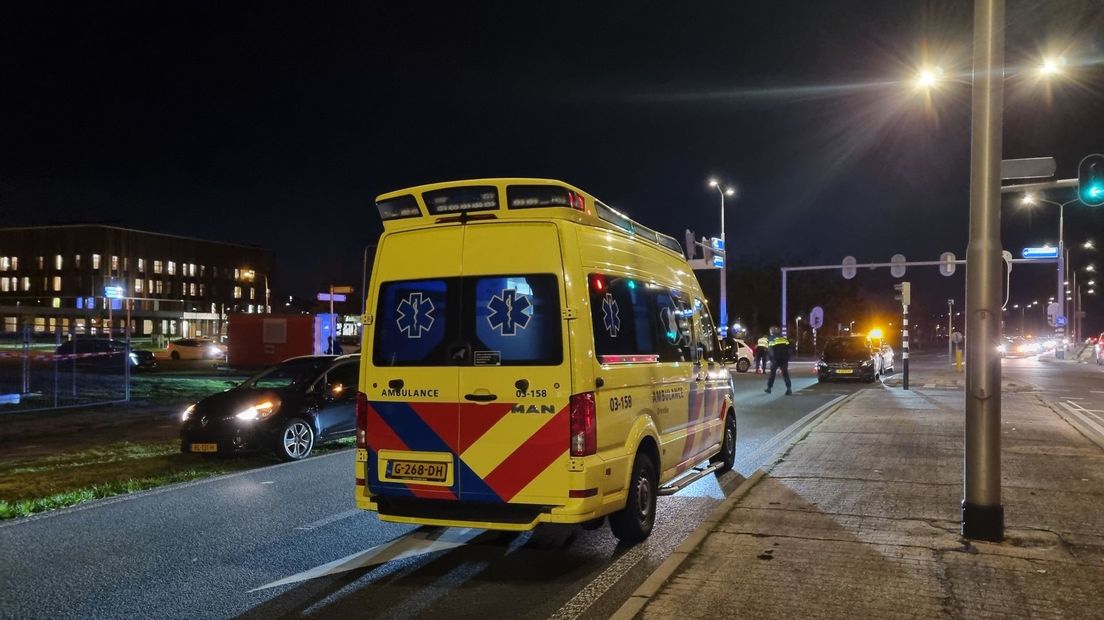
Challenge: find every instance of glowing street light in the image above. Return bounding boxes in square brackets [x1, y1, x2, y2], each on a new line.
[1086, 264, 1096, 273]
[915, 66, 944, 89]
[1083, 240, 1095, 250]
[1039, 56, 1066, 76]
[1022, 193, 1036, 206]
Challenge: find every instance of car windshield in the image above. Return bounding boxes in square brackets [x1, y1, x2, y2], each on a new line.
[242, 359, 330, 390]
[824, 338, 869, 360]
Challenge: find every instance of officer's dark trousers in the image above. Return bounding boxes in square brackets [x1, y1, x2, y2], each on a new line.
[767, 360, 791, 390]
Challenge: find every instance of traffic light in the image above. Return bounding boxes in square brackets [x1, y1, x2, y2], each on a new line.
[1080, 154, 1104, 207]
[700, 236, 714, 265]
[684, 229, 697, 260]
[893, 281, 911, 305]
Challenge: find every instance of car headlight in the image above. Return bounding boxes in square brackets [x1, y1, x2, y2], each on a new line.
[208, 345, 223, 357]
[235, 401, 277, 421]
[861, 360, 873, 367]
[182, 404, 196, 422]
[996, 345, 1006, 353]
[129, 352, 138, 363]
[817, 361, 828, 368]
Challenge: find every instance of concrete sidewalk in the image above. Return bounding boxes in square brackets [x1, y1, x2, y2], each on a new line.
[616, 385, 1104, 619]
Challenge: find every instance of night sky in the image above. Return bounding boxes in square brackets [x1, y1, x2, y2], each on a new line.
[2, 1, 1103, 330]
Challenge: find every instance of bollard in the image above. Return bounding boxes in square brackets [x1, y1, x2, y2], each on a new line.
[955, 346, 964, 372]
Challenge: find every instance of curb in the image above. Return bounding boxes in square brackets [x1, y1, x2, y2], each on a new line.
[609, 391, 858, 620]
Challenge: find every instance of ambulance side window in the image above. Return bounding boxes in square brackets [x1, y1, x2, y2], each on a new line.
[589, 274, 655, 358]
[695, 299, 718, 363]
[654, 290, 693, 363]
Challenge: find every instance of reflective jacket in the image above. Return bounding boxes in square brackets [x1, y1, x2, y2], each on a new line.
[756, 336, 769, 350]
[769, 336, 792, 362]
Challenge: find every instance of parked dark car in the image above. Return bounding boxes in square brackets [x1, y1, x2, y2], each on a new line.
[817, 336, 883, 382]
[54, 338, 157, 372]
[180, 355, 359, 460]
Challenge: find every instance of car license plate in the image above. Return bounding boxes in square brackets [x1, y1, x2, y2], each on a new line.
[835, 369, 853, 375]
[190, 443, 218, 453]
[387, 460, 449, 483]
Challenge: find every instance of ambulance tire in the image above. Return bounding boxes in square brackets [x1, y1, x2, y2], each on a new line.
[710, 412, 736, 472]
[610, 452, 657, 544]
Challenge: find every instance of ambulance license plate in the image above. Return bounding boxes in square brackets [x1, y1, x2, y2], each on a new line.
[190, 443, 218, 453]
[388, 460, 449, 483]
[835, 369, 853, 375]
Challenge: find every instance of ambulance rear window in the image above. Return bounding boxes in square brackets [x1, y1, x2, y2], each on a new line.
[373, 275, 562, 367]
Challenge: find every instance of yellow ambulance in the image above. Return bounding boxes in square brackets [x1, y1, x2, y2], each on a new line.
[355, 178, 736, 543]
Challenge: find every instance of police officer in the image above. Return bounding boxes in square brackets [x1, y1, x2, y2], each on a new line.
[755, 334, 770, 374]
[764, 326, 792, 395]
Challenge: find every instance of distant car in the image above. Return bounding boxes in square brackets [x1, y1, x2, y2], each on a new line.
[817, 336, 883, 382]
[54, 338, 157, 372]
[180, 355, 359, 460]
[166, 338, 227, 361]
[720, 338, 754, 372]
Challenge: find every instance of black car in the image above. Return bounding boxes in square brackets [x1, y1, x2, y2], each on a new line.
[817, 336, 882, 383]
[54, 338, 157, 372]
[180, 355, 360, 460]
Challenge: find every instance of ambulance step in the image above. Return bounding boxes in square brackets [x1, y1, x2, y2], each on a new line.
[657, 461, 725, 496]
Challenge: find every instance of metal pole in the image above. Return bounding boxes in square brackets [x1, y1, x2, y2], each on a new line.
[780, 269, 788, 336]
[716, 187, 728, 336]
[329, 283, 335, 354]
[902, 303, 910, 390]
[962, 0, 1005, 542]
[948, 299, 954, 362]
[1057, 203, 1065, 358]
[124, 298, 131, 402]
[362, 245, 371, 315]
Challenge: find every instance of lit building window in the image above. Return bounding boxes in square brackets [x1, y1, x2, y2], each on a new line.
[233, 286, 242, 299]
[234, 268, 241, 280]
[199, 265, 206, 277]
[147, 279, 153, 295]
[55, 255, 63, 270]
[0, 257, 9, 271]
[92, 254, 101, 269]
[138, 258, 146, 273]
[111, 256, 119, 271]
[37, 256, 45, 270]
[155, 280, 163, 294]
[198, 284, 205, 296]
[52, 298, 61, 309]
[134, 279, 143, 294]
[250, 287, 255, 300]
[75, 255, 81, 269]
[188, 263, 196, 277]
[22, 277, 30, 291]
[1, 278, 8, 292]
[167, 261, 176, 275]
[189, 283, 197, 297]
[52, 276, 62, 292]
[153, 260, 163, 274]
[10, 257, 17, 271]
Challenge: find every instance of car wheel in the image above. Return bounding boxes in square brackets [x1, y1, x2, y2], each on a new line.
[171, 350, 181, 360]
[709, 412, 737, 472]
[609, 451, 657, 544]
[736, 358, 751, 373]
[278, 418, 315, 461]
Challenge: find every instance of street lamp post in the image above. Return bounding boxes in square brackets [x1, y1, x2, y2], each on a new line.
[708, 180, 736, 336]
[1022, 194, 1079, 356]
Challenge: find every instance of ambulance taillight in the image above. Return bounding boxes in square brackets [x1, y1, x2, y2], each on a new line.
[355, 391, 369, 448]
[569, 392, 597, 456]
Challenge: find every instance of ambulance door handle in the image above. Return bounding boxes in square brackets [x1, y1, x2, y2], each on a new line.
[464, 391, 498, 403]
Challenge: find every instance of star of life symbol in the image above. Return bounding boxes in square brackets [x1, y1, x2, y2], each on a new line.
[396, 292, 436, 338]
[602, 293, 621, 337]
[486, 289, 532, 336]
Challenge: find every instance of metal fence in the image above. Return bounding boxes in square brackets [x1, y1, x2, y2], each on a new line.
[0, 327, 131, 413]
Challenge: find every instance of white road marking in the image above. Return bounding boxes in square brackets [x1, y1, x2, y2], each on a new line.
[295, 509, 360, 531]
[250, 526, 482, 592]
[548, 540, 650, 620]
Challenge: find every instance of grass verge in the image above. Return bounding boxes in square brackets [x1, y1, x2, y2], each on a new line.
[0, 437, 354, 520]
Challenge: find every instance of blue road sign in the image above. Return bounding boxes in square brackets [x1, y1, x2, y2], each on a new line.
[1021, 246, 1059, 259]
[104, 286, 125, 299]
[317, 293, 347, 302]
[711, 254, 725, 268]
[1056, 315, 1068, 327]
[710, 237, 725, 251]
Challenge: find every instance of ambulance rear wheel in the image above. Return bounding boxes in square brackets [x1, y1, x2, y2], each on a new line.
[610, 452, 657, 544]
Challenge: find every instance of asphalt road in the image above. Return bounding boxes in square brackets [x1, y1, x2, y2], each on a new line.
[0, 364, 876, 620]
